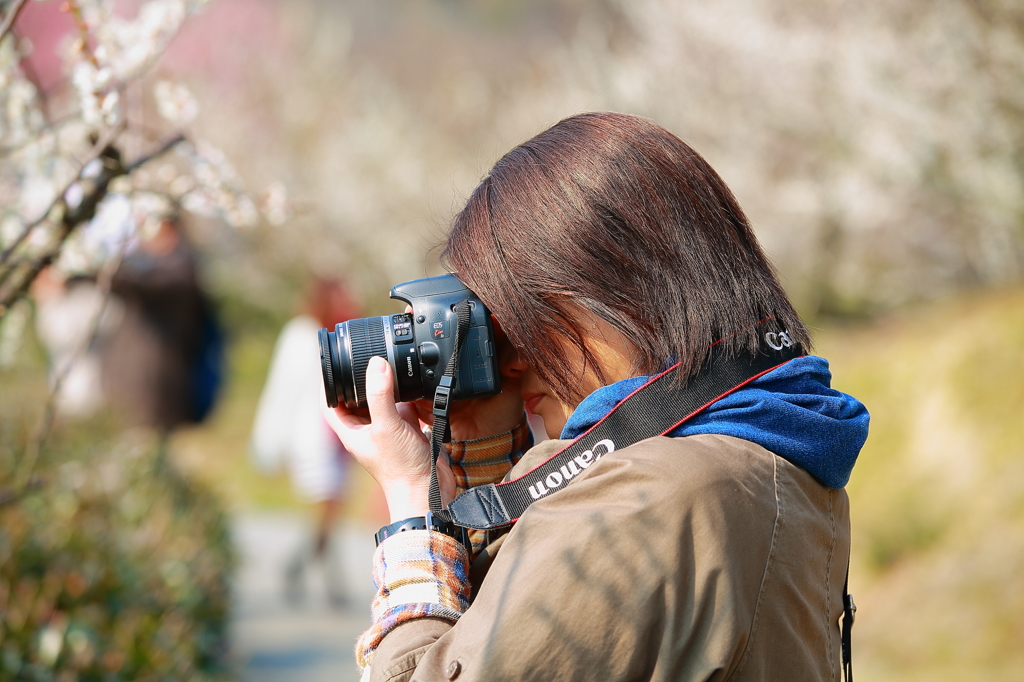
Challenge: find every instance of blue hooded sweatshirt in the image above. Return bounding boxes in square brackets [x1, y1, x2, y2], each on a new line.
[559, 355, 869, 489]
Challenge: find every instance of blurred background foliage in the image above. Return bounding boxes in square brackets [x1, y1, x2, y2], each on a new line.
[1, 0, 1024, 680]
[1, 351, 232, 681]
[819, 287, 1024, 681]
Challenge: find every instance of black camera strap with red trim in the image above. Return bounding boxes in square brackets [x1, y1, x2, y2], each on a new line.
[445, 328, 804, 530]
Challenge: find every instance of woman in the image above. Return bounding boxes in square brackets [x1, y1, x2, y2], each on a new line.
[325, 113, 869, 681]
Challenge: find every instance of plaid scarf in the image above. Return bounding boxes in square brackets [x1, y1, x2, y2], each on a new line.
[448, 417, 532, 555]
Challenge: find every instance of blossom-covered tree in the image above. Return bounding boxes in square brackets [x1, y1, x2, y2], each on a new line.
[0, 0, 288, 331]
[0, 4, 264, 677]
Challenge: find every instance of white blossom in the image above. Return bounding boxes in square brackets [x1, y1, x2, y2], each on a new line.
[108, 176, 133, 195]
[154, 80, 198, 125]
[38, 623, 64, 667]
[0, 217, 22, 250]
[71, 61, 104, 126]
[20, 175, 56, 220]
[4, 80, 38, 143]
[130, 191, 174, 240]
[226, 194, 259, 228]
[168, 174, 195, 197]
[100, 90, 121, 126]
[181, 187, 216, 216]
[57, 194, 136, 275]
[64, 182, 85, 210]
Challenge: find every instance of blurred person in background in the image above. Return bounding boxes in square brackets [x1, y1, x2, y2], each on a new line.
[250, 276, 361, 608]
[100, 210, 224, 452]
[29, 194, 136, 418]
[31, 267, 117, 418]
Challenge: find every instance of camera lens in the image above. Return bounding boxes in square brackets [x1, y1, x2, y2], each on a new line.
[319, 317, 387, 408]
[318, 327, 339, 407]
[320, 315, 423, 408]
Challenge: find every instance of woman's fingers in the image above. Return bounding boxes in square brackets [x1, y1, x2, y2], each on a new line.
[397, 401, 429, 438]
[320, 376, 384, 466]
[363, 356, 406, 435]
[319, 356, 435, 520]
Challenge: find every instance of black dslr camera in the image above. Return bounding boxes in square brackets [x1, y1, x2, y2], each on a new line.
[319, 274, 501, 409]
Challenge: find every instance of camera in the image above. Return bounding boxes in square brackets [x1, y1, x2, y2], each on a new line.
[319, 274, 501, 409]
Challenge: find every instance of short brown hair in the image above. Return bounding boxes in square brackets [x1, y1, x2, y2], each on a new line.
[443, 112, 810, 405]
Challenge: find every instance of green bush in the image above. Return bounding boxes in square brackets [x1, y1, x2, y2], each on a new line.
[0, 411, 234, 682]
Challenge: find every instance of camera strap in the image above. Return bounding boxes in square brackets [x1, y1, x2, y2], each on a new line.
[427, 299, 473, 518]
[842, 569, 856, 682]
[446, 322, 805, 530]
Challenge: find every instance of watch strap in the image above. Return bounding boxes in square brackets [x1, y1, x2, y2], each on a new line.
[375, 512, 465, 547]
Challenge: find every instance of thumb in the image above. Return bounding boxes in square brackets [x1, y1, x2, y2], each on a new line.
[364, 356, 403, 432]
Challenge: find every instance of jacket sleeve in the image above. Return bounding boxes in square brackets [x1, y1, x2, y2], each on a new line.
[356, 422, 533, 675]
[367, 617, 455, 681]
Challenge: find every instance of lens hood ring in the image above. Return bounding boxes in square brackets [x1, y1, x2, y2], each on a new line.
[318, 327, 339, 408]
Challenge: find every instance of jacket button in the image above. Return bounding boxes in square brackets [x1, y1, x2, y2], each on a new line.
[445, 660, 461, 679]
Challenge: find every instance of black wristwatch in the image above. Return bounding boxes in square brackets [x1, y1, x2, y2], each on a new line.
[375, 512, 466, 547]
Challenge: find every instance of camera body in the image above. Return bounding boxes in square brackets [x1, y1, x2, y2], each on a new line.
[319, 274, 501, 409]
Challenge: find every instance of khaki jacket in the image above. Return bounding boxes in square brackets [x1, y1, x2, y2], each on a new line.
[371, 433, 851, 682]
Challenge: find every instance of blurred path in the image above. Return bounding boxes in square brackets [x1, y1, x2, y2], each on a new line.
[230, 513, 376, 682]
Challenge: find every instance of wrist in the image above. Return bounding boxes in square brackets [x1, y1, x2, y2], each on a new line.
[375, 513, 467, 547]
[448, 412, 525, 443]
[382, 482, 431, 522]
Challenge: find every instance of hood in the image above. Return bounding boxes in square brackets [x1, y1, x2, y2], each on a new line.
[559, 355, 869, 489]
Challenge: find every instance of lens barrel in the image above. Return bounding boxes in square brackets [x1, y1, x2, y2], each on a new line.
[319, 316, 396, 409]
[347, 317, 387, 407]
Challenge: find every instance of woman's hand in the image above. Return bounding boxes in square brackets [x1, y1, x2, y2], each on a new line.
[408, 327, 526, 442]
[322, 356, 456, 522]
[322, 326, 527, 521]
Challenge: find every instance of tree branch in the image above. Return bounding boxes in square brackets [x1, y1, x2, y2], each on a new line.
[12, 240, 127, 494]
[0, 130, 187, 317]
[0, 124, 125, 267]
[126, 131, 186, 173]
